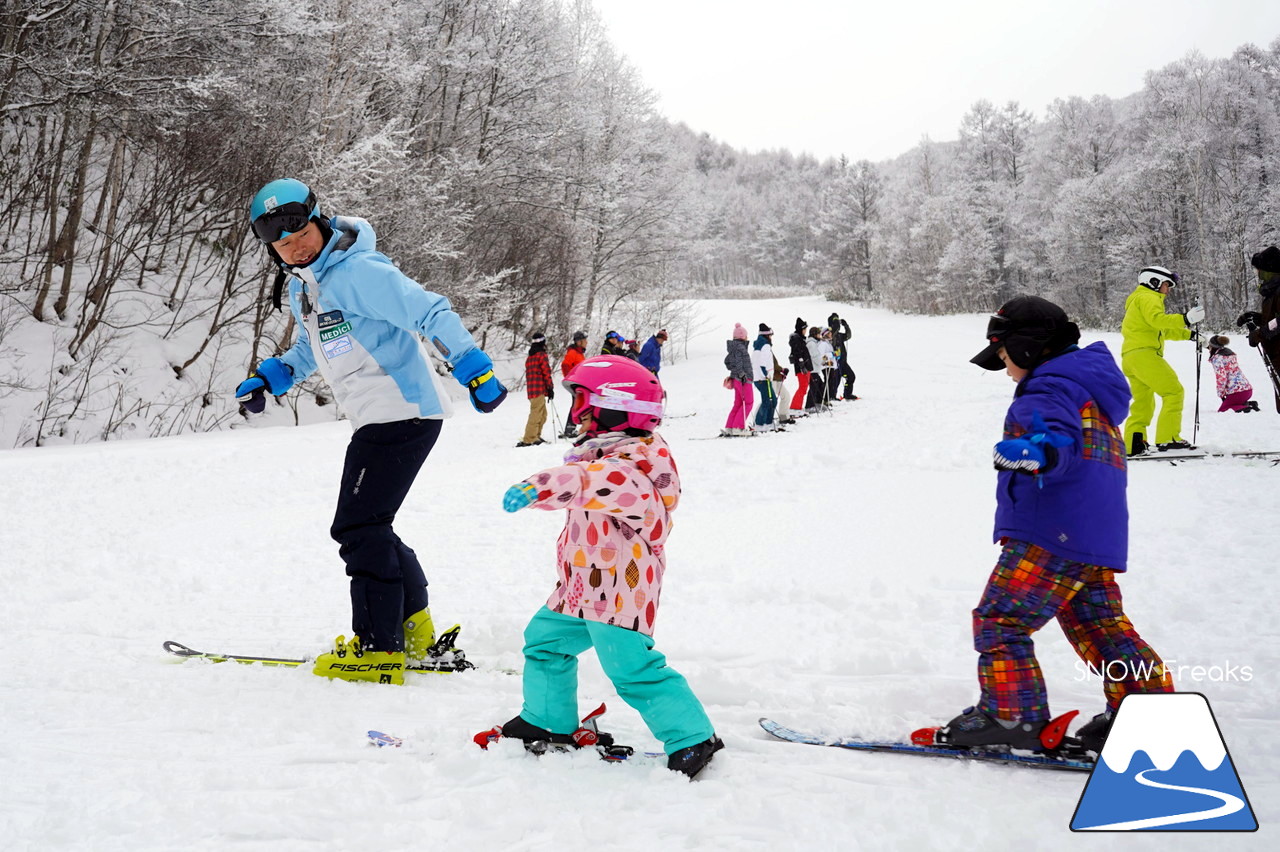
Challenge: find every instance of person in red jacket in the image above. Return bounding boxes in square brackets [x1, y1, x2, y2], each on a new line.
[519, 331, 554, 447]
[558, 330, 588, 437]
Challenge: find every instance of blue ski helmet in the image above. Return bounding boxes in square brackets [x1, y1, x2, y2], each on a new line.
[249, 178, 321, 243]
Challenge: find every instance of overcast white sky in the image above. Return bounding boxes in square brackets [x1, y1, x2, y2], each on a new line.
[591, 0, 1280, 162]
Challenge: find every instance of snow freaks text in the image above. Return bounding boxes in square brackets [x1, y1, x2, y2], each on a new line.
[1075, 660, 1254, 684]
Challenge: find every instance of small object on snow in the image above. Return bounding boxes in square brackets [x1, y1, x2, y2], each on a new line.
[368, 730, 404, 748]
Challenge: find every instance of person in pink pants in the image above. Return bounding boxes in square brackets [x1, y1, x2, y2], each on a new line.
[723, 323, 755, 436]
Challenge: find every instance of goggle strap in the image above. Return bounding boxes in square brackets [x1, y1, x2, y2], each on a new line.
[587, 392, 663, 417]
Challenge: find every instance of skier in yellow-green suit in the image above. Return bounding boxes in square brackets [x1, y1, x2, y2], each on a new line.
[1120, 265, 1205, 455]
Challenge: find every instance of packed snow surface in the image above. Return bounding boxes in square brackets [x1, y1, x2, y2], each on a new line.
[3, 298, 1275, 850]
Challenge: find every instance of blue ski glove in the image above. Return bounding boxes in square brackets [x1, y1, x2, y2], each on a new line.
[993, 412, 1072, 476]
[503, 483, 538, 513]
[234, 358, 294, 413]
[453, 349, 508, 413]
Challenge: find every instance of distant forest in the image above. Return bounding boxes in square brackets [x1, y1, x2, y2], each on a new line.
[3, 0, 1280, 444]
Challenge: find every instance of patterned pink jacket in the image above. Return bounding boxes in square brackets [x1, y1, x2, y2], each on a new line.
[1209, 350, 1252, 397]
[520, 433, 680, 636]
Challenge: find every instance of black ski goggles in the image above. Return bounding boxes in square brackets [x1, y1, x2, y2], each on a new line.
[983, 313, 1015, 342]
[251, 200, 315, 243]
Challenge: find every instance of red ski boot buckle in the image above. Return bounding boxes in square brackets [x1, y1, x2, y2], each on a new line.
[1039, 710, 1079, 750]
[473, 726, 502, 750]
[571, 702, 608, 747]
[571, 727, 600, 747]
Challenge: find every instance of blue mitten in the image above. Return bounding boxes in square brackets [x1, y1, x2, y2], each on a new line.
[993, 412, 1072, 475]
[235, 358, 294, 413]
[993, 438, 1051, 474]
[453, 349, 508, 413]
[503, 483, 538, 513]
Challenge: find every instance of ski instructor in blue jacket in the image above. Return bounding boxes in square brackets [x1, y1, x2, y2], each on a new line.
[235, 178, 508, 685]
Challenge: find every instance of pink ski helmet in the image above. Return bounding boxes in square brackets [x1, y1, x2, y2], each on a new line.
[564, 355, 664, 435]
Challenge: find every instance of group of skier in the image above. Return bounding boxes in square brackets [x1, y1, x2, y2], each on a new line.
[719, 314, 858, 437]
[1120, 256, 1280, 456]
[518, 329, 668, 447]
[234, 177, 1276, 778]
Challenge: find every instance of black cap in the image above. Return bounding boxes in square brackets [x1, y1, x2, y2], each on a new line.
[759, 323, 773, 334]
[530, 331, 546, 344]
[1251, 246, 1280, 273]
[795, 317, 806, 333]
[971, 295, 1080, 371]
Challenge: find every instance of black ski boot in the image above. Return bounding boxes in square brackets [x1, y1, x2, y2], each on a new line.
[1076, 709, 1113, 754]
[667, 735, 724, 778]
[496, 715, 575, 753]
[937, 706, 1045, 750]
[1156, 439, 1194, 451]
[496, 715, 616, 753]
[1128, 433, 1148, 457]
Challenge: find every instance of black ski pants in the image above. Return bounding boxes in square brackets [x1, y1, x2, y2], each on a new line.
[330, 417, 441, 652]
[836, 359, 856, 397]
[806, 373, 826, 410]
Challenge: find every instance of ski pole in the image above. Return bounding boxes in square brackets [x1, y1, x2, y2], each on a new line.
[1193, 320, 1202, 445]
[1258, 338, 1280, 410]
[548, 398, 563, 442]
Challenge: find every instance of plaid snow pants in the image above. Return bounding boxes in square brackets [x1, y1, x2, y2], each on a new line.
[973, 539, 1173, 723]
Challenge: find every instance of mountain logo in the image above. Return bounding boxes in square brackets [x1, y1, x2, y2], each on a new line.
[1071, 692, 1258, 831]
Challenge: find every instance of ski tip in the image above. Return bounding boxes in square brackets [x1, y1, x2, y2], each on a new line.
[162, 640, 200, 657]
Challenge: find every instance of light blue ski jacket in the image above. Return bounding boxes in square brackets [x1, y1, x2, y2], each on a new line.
[278, 216, 478, 429]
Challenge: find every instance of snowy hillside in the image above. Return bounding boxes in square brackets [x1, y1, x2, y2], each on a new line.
[2, 297, 1275, 851]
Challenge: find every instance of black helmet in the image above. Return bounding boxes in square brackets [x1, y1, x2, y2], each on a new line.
[971, 295, 1081, 371]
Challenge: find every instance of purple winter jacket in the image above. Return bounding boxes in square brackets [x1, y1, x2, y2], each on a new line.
[994, 342, 1132, 570]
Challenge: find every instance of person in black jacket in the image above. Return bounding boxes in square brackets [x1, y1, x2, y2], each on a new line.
[1237, 246, 1280, 412]
[828, 313, 858, 400]
[787, 318, 813, 416]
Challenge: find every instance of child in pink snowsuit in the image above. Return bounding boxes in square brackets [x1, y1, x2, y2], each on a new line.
[494, 355, 723, 777]
[1208, 335, 1258, 412]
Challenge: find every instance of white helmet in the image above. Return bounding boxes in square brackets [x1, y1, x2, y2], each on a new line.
[1138, 265, 1178, 291]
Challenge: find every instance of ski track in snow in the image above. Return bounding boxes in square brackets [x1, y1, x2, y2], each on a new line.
[2, 297, 1275, 851]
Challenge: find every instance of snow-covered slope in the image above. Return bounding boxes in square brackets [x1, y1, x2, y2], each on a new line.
[2, 297, 1275, 850]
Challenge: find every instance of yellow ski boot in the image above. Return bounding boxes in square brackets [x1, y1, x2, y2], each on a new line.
[312, 635, 404, 685]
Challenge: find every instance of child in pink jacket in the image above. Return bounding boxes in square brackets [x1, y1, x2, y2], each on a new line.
[490, 355, 722, 777]
[1208, 335, 1259, 412]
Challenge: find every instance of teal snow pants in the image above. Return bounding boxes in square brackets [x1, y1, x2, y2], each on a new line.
[519, 607, 714, 754]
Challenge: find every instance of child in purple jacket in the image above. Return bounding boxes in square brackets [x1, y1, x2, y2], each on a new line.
[934, 296, 1173, 756]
